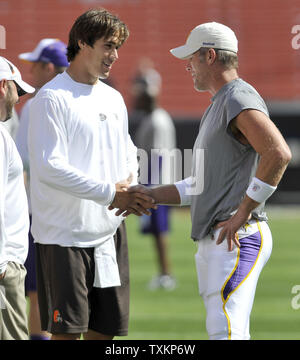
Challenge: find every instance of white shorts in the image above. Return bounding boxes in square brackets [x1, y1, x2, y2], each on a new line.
[195, 219, 272, 340]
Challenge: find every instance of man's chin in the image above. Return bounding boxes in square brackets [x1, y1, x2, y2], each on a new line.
[99, 72, 110, 80]
[194, 83, 206, 93]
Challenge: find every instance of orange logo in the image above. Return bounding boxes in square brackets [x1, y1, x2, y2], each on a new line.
[53, 309, 62, 323]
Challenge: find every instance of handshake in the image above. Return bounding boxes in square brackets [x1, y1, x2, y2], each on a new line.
[108, 174, 158, 217]
[109, 174, 181, 217]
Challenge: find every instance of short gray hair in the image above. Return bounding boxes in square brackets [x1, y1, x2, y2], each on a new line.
[198, 47, 238, 70]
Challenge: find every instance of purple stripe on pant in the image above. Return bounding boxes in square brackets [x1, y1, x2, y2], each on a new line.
[222, 231, 262, 301]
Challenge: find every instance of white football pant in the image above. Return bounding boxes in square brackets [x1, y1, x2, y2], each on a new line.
[195, 219, 272, 340]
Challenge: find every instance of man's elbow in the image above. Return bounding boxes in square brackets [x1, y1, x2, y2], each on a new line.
[274, 145, 292, 168]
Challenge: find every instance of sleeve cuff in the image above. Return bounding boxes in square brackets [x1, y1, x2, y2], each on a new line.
[94, 183, 116, 206]
[175, 178, 192, 206]
[105, 183, 116, 206]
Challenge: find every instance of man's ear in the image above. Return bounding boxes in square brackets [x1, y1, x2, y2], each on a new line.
[0, 79, 8, 98]
[78, 40, 86, 50]
[46, 62, 55, 73]
[207, 48, 217, 65]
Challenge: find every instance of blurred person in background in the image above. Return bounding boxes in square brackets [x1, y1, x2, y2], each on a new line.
[131, 61, 177, 290]
[131, 57, 162, 99]
[0, 56, 35, 340]
[16, 38, 69, 340]
[111, 22, 292, 340]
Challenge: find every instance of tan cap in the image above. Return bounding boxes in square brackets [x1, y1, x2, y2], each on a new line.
[170, 22, 238, 60]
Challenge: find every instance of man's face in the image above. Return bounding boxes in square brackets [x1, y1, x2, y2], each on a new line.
[30, 61, 53, 88]
[82, 35, 120, 80]
[2, 81, 18, 122]
[186, 50, 209, 92]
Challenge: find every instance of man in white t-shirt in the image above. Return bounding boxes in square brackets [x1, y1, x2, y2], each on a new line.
[0, 56, 35, 340]
[28, 9, 155, 341]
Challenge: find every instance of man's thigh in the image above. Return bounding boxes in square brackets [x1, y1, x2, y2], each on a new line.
[197, 220, 272, 339]
[35, 243, 94, 335]
[88, 222, 130, 337]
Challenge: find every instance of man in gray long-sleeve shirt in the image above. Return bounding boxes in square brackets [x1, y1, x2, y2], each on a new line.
[110, 22, 292, 340]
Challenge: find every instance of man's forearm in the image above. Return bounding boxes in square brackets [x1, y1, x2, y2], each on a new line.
[236, 195, 260, 217]
[242, 145, 291, 213]
[151, 184, 181, 205]
[237, 149, 290, 218]
[255, 146, 291, 187]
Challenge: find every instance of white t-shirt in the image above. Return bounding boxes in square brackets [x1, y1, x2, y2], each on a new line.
[28, 72, 138, 248]
[0, 125, 29, 274]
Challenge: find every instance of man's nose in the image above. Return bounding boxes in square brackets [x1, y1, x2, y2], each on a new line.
[110, 48, 118, 60]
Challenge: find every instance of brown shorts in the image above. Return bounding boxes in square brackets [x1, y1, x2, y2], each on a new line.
[35, 222, 129, 336]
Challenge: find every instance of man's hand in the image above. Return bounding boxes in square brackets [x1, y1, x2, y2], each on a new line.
[109, 183, 156, 217]
[128, 185, 153, 197]
[115, 173, 133, 192]
[215, 209, 252, 251]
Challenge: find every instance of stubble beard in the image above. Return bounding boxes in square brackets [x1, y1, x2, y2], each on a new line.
[3, 85, 15, 122]
[194, 79, 207, 92]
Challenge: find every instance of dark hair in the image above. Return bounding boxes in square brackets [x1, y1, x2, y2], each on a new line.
[133, 91, 156, 113]
[67, 8, 129, 62]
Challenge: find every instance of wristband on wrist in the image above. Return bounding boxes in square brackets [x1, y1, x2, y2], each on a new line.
[175, 177, 193, 206]
[246, 177, 277, 203]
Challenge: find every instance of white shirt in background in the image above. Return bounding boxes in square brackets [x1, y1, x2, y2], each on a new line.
[0, 125, 29, 274]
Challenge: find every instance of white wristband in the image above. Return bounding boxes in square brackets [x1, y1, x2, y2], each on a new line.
[246, 177, 277, 203]
[175, 177, 193, 206]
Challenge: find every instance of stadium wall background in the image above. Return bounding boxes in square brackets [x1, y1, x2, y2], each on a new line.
[0, 0, 299, 203]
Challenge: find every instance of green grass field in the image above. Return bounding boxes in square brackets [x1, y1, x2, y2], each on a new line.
[117, 206, 300, 340]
